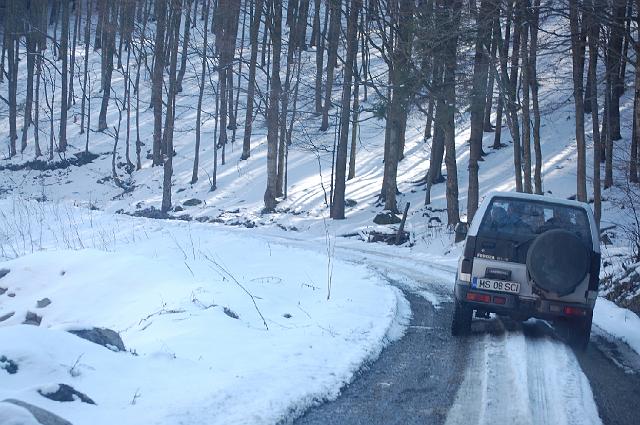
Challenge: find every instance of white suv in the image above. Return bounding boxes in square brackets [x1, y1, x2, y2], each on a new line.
[451, 192, 601, 349]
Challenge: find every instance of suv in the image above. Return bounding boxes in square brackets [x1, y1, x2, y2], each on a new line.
[451, 191, 600, 349]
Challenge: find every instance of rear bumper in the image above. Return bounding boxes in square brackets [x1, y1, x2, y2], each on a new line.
[454, 281, 593, 320]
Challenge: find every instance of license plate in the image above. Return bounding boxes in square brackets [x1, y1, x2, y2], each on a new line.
[471, 277, 520, 294]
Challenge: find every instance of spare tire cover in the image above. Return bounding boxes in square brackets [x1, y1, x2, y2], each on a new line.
[526, 229, 589, 296]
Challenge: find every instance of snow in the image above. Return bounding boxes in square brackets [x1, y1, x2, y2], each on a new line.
[593, 298, 640, 356]
[445, 323, 602, 425]
[0, 201, 409, 425]
[0, 403, 41, 425]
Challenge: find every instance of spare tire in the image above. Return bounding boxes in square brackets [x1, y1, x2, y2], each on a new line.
[526, 229, 589, 296]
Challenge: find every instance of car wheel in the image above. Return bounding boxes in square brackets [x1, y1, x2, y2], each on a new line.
[451, 300, 472, 336]
[568, 312, 593, 351]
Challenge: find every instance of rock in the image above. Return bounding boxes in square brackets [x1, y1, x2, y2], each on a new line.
[0, 355, 18, 374]
[2, 399, 74, 425]
[183, 198, 203, 207]
[173, 206, 184, 212]
[0, 269, 9, 279]
[0, 287, 6, 295]
[36, 298, 52, 309]
[67, 328, 125, 352]
[223, 307, 239, 320]
[0, 312, 15, 322]
[7, 292, 15, 298]
[373, 211, 401, 225]
[37, 384, 95, 405]
[345, 199, 358, 208]
[23, 312, 42, 326]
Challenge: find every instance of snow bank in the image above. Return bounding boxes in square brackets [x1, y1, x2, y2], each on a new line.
[0, 202, 407, 425]
[593, 298, 640, 355]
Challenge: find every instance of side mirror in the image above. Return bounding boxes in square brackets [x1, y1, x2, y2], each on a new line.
[454, 221, 468, 243]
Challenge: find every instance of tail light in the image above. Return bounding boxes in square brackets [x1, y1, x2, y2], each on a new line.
[563, 306, 587, 316]
[466, 292, 491, 303]
[493, 296, 507, 305]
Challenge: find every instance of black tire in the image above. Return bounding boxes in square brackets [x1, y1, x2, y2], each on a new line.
[568, 312, 593, 351]
[451, 300, 473, 336]
[526, 229, 590, 296]
[555, 311, 593, 350]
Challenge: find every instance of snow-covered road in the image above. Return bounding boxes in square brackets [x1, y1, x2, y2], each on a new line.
[446, 320, 600, 425]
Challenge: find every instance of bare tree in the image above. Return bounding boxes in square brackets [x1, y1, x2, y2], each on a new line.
[332, 0, 361, 219]
[569, 0, 588, 202]
[264, 0, 283, 211]
[192, 0, 212, 184]
[241, 0, 265, 160]
[162, 0, 184, 213]
[152, 0, 168, 166]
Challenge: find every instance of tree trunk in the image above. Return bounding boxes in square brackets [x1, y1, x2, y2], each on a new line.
[530, 0, 542, 195]
[68, 0, 81, 108]
[607, 0, 626, 141]
[509, 1, 523, 192]
[332, 0, 361, 219]
[520, 0, 532, 194]
[320, 0, 340, 131]
[81, 0, 93, 134]
[493, 0, 512, 149]
[264, 0, 283, 211]
[98, 2, 117, 132]
[467, 0, 493, 221]
[589, 0, 603, 225]
[6, 0, 19, 157]
[177, 0, 193, 92]
[59, 0, 70, 151]
[241, 0, 265, 160]
[162, 0, 183, 213]
[569, 0, 588, 202]
[483, 13, 499, 132]
[444, 0, 462, 225]
[315, 3, 329, 114]
[21, 1, 46, 152]
[426, 60, 445, 188]
[192, 0, 210, 183]
[152, 0, 168, 165]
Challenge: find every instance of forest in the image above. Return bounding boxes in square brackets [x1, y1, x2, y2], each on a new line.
[0, 0, 638, 227]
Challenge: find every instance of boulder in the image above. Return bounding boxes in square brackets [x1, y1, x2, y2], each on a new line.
[183, 198, 203, 207]
[0, 355, 18, 374]
[36, 298, 51, 309]
[0, 312, 15, 322]
[23, 312, 42, 326]
[0, 269, 9, 279]
[373, 211, 401, 225]
[37, 384, 95, 405]
[1, 399, 74, 425]
[67, 328, 125, 352]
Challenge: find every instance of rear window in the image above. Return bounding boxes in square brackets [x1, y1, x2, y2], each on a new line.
[477, 197, 592, 247]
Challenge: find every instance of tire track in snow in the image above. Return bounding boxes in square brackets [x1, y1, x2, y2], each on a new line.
[445, 319, 602, 425]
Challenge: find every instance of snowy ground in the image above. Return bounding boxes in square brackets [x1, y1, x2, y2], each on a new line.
[0, 200, 410, 425]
